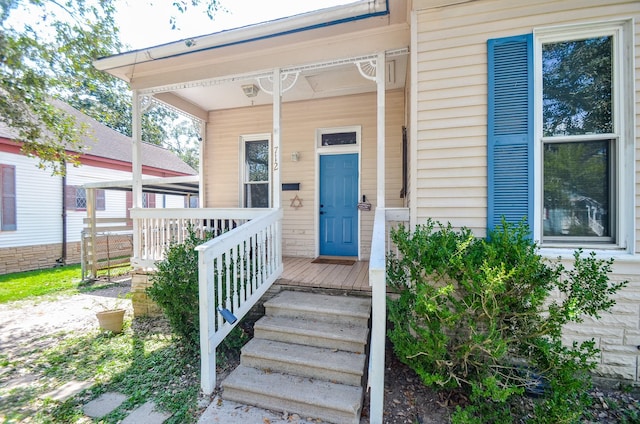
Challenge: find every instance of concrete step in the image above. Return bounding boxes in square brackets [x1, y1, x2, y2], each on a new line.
[241, 338, 366, 386]
[264, 291, 371, 327]
[254, 315, 368, 353]
[222, 365, 363, 424]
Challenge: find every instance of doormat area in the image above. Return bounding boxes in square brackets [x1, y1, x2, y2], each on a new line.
[311, 258, 355, 266]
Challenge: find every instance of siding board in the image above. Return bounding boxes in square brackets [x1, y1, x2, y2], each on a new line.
[205, 90, 405, 259]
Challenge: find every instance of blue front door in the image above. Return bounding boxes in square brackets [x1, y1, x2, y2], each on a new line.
[319, 154, 358, 256]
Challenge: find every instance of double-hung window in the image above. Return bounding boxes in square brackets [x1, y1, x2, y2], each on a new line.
[488, 20, 633, 250]
[241, 136, 270, 208]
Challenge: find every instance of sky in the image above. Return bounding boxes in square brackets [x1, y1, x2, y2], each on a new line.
[115, 0, 357, 50]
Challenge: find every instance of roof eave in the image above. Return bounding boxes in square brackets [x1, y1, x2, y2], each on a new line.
[93, 0, 389, 79]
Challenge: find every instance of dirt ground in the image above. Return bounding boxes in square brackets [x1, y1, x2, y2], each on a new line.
[2, 280, 638, 424]
[0, 278, 133, 362]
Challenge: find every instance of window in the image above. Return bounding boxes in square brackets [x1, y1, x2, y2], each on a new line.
[487, 20, 633, 249]
[65, 186, 105, 211]
[125, 191, 156, 219]
[317, 127, 360, 148]
[76, 187, 87, 209]
[321, 132, 357, 146]
[242, 137, 270, 208]
[1, 164, 16, 231]
[185, 195, 199, 208]
[541, 35, 615, 244]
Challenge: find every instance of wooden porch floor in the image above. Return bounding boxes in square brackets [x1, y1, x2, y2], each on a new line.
[279, 257, 371, 292]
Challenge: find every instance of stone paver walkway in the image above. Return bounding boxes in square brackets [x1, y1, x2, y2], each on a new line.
[83, 392, 127, 418]
[82, 392, 171, 423]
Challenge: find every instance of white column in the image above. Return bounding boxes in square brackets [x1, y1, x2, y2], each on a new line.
[198, 120, 206, 207]
[370, 51, 387, 424]
[131, 90, 143, 259]
[272, 68, 282, 209]
[376, 52, 386, 209]
[131, 90, 143, 208]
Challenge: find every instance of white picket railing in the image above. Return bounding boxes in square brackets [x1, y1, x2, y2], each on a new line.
[129, 208, 267, 269]
[368, 207, 409, 424]
[196, 208, 284, 394]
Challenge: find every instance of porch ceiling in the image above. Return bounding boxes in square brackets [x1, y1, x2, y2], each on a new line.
[148, 54, 408, 114]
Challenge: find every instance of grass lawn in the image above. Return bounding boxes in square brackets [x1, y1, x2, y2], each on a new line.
[0, 265, 131, 303]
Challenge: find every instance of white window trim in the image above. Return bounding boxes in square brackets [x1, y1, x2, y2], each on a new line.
[239, 133, 271, 208]
[533, 19, 635, 254]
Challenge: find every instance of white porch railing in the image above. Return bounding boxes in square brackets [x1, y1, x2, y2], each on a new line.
[196, 208, 284, 394]
[368, 207, 409, 424]
[129, 208, 267, 269]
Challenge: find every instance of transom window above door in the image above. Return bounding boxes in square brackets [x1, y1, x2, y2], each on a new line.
[321, 132, 357, 146]
[317, 126, 361, 149]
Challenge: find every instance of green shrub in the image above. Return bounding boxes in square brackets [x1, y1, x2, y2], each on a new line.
[147, 228, 211, 354]
[147, 227, 250, 363]
[387, 219, 627, 422]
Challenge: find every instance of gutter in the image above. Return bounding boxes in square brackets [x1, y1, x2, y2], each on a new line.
[94, 0, 389, 74]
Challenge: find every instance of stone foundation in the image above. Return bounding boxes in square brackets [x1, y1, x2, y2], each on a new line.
[0, 242, 81, 274]
[131, 271, 163, 317]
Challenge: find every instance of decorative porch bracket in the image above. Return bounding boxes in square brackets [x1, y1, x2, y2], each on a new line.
[255, 71, 300, 95]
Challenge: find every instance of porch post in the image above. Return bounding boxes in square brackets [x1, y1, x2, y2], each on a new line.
[370, 51, 386, 424]
[376, 51, 386, 208]
[272, 68, 282, 208]
[131, 90, 143, 257]
[87, 188, 97, 279]
[198, 120, 206, 207]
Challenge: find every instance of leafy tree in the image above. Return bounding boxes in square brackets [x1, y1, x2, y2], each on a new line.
[0, 0, 219, 174]
[1, 0, 121, 173]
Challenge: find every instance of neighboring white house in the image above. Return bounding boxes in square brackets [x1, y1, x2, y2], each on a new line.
[0, 101, 197, 274]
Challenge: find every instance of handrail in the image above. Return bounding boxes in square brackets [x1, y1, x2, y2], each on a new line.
[368, 207, 409, 424]
[196, 208, 284, 394]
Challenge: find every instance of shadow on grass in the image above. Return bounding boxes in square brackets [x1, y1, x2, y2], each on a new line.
[1, 317, 201, 424]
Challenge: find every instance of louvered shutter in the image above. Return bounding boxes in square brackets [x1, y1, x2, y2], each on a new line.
[146, 193, 156, 208]
[125, 191, 132, 219]
[1, 165, 16, 230]
[487, 34, 534, 235]
[65, 185, 77, 211]
[96, 189, 106, 211]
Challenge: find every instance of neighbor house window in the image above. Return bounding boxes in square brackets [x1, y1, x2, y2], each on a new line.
[65, 186, 105, 211]
[242, 137, 270, 208]
[185, 195, 199, 208]
[125, 191, 156, 219]
[487, 20, 632, 249]
[0, 164, 16, 231]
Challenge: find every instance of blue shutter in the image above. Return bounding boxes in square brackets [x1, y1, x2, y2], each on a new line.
[487, 34, 533, 235]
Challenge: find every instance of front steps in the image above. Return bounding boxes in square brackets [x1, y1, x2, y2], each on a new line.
[222, 290, 371, 424]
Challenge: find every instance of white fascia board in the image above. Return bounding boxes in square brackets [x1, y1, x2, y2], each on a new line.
[94, 0, 388, 73]
[83, 175, 199, 190]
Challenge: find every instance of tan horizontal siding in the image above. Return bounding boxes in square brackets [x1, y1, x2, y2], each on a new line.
[204, 90, 405, 258]
[414, 0, 639, 242]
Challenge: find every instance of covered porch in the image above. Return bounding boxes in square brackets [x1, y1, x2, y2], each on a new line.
[93, 1, 411, 422]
